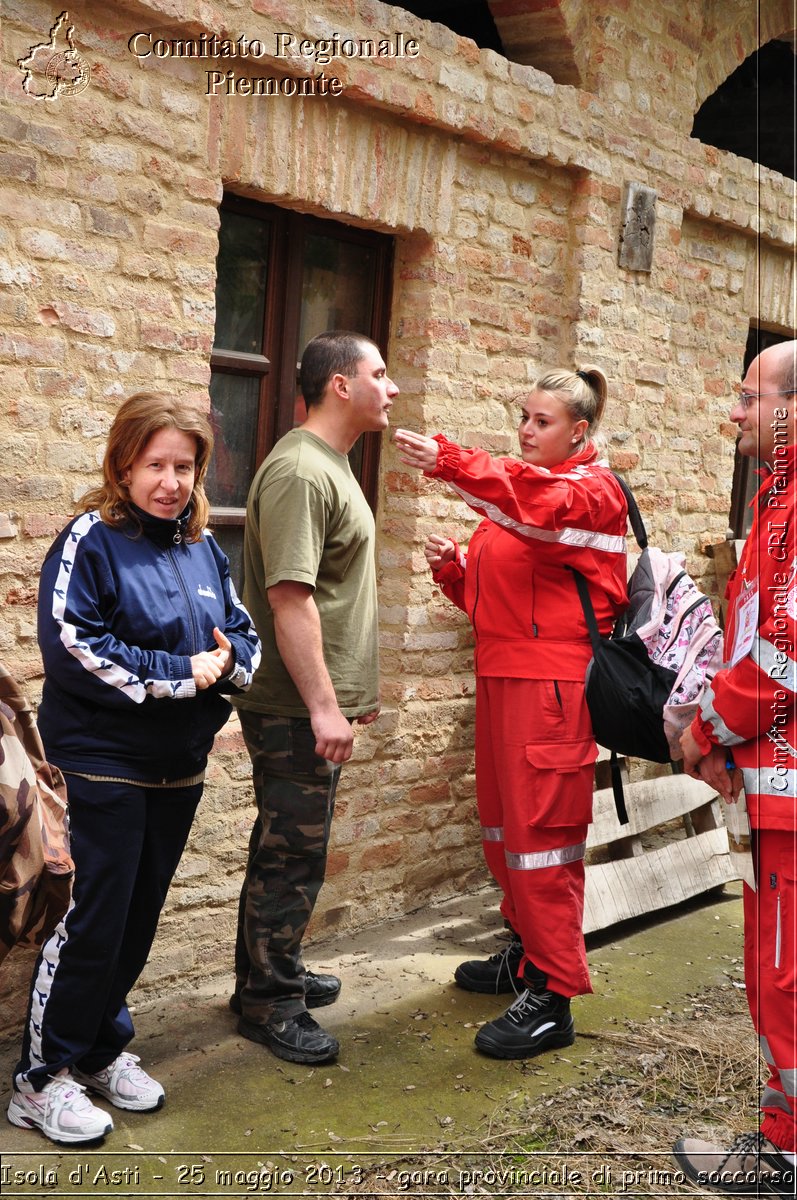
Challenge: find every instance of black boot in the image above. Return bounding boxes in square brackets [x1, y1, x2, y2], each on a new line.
[474, 965, 575, 1059]
[238, 1011, 339, 1065]
[454, 934, 524, 994]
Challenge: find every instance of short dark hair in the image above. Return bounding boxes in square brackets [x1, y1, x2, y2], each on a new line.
[299, 331, 379, 408]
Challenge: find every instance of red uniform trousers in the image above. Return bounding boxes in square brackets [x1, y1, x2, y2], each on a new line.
[475, 676, 596, 998]
[745, 828, 797, 1153]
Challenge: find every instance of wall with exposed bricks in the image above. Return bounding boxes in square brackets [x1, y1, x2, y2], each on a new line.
[0, 0, 794, 1027]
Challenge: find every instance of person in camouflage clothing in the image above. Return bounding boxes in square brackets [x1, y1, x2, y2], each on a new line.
[231, 331, 399, 1065]
[0, 663, 73, 965]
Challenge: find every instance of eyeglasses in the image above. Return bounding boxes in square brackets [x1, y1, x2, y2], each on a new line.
[735, 388, 796, 410]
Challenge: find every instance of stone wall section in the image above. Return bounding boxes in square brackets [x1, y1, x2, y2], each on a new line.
[0, 0, 794, 1025]
[697, 0, 797, 110]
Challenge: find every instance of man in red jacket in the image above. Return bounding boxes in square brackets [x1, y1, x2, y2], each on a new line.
[674, 340, 797, 1195]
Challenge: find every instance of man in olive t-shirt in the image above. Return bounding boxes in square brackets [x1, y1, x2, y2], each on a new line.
[231, 331, 399, 1066]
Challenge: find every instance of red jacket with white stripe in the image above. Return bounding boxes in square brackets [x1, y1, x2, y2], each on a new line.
[429, 438, 629, 681]
[691, 444, 797, 832]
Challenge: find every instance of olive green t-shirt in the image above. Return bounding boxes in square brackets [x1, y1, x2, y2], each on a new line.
[233, 429, 378, 718]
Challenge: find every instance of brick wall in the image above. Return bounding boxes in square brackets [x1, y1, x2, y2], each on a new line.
[0, 0, 794, 1030]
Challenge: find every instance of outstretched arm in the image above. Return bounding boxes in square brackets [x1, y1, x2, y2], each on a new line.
[396, 428, 617, 536]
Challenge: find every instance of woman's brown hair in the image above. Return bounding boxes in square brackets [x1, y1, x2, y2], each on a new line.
[77, 392, 214, 542]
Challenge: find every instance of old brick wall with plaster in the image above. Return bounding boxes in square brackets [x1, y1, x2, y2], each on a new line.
[0, 0, 793, 1027]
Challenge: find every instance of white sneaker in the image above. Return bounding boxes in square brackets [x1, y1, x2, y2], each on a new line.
[7, 1070, 113, 1144]
[73, 1052, 164, 1112]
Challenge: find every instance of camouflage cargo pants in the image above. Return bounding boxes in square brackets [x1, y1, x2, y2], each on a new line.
[234, 712, 341, 1022]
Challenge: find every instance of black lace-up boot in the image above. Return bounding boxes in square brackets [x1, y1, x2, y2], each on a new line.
[237, 1011, 339, 1065]
[454, 933, 524, 994]
[474, 963, 574, 1059]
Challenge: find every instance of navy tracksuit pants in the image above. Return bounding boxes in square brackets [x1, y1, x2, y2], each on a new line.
[14, 774, 202, 1092]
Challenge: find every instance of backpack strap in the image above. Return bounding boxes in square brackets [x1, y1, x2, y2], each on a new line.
[610, 472, 648, 550]
[571, 567, 602, 656]
[569, 568, 630, 824]
[570, 471, 644, 830]
[609, 751, 629, 826]
[571, 470, 643, 644]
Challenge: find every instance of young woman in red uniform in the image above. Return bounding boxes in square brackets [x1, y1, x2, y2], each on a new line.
[395, 367, 628, 1058]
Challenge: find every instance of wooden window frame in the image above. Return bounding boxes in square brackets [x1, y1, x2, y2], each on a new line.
[210, 195, 394, 527]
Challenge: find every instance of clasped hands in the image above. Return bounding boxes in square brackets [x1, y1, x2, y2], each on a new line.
[190, 627, 233, 689]
[680, 726, 742, 803]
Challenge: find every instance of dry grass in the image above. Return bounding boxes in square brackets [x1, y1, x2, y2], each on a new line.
[338, 982, 758, 1197]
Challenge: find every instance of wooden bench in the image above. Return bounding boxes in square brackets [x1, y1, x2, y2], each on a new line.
[583, 748, 738, 933]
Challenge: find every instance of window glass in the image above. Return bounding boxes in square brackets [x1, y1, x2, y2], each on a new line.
[208, 200, 393, 587]
[348, 438, 365, 478]
[214, 211, 269, 353]
[218, 526, 244, 595]
[298, 235, 376, 352]
[730, 452, 761, 539]
[206, 373, 261, 508]
[383, 0, 503, 54]
[692, 40, 796, 181]
[296, 234, 378, 473]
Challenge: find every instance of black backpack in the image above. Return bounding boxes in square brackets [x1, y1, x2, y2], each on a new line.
[572, 477, 723, 823]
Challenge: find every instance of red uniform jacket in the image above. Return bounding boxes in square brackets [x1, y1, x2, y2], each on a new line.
[429, 439, 629, 680]
[692, 444, 797, 832]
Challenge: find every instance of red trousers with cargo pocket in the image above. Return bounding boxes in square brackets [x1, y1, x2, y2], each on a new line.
[475, 676, 598, 998]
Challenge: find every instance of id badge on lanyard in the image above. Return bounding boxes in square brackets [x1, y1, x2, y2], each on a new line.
[729, 579, 759, 667]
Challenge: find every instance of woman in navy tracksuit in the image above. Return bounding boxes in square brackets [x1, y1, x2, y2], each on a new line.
[9, 392, 260, 1145]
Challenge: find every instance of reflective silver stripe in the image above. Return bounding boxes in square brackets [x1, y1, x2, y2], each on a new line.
[506, 840, 587, 870]
[780, 1068, 797, 1098]
[742, 766, 797, 797]
[481, 826, 504, 842]
[752, 637, 797, 693]
[762, 1085, 793, 1115]
[699, 684, 746, 746]
[53, 511, 193, 703]
[775, 895, 782, 968]
[761, 1036, 776, 1066]
[451, 484, 626, 555]
[766, 728, 797, 760]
